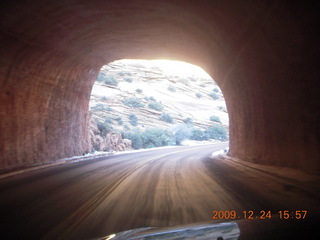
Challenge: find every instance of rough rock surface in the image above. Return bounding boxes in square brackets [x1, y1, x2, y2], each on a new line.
[90, 118, 131, 152]
[0, 1, 319, 173]
[89, 60, 228, 135]
[105, 132, 132, 152]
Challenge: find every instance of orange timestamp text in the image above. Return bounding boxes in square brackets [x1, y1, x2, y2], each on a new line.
[212, 210, 308, 220]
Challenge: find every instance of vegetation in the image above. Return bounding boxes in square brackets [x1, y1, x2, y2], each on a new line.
[123, 97, 145, 108]
[213, 87, 219, 93]
[172, 124, 192, 145]
[148, 101, 164, 111]
[183, 117, 193, 125]
[124, 77, 133, 83]
[123, 128, 170, 149]
[190, 128, 207, 141]
[91, 103, 112, 112]
[97, 121, 112, 136]
[104, 117, 113, 124]
[159, 113, 174, 123]
[96, 71, 107, 83]
[147, 96, 156, 102]
[115, 116, 123, 125]
[135, 89, 143, 93]
[96, 72, 118, 86]
[195, 93, 202, 99]
[123, 131, 143, 149]
[209, 92, 219, 100]
[118, 71, 129, 76]
[210, 115, 221, 123]
[129, 114, 139, 126]
[205, 125, 228, 141]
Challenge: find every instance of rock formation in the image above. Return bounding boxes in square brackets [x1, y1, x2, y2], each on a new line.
[90, 118, 131, 152]
[105, 132, 132, 152]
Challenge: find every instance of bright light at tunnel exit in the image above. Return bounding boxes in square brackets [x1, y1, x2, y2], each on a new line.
[121, 59, 212, 79]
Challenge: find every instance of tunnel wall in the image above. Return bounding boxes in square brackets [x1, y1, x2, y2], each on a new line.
[0, 0, 319, 173]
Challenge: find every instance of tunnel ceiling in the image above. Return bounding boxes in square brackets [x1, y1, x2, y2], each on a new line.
[0, 0, 319, 173]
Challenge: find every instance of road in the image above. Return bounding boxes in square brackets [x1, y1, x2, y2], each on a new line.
[0, 142, 319, 239]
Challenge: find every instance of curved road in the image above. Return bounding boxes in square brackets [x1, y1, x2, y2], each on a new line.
[0, 142, 319, 239]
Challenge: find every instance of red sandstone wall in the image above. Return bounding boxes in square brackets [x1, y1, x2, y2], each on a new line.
[0, 0, 319, 173]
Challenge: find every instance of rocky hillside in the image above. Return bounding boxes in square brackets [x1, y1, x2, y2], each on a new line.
[89, 60, 228, 151]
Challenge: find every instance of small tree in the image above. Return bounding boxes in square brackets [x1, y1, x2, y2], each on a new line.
[195, 93, 202, 99]
[160, 113, 174, 123]
[209, 92, 219, 100]
[103, 75, 118, 86]
[124, 131, 143, 149]
[172, 124, 192, 145]
[190, 128, 207, 141]
[183, 117, 193, 125]
[123, 98, 145, 108]
[210, 115, 221, 123]
[148, 101, 164, 111]
[91, 103, 112, 112]
[129, 114, 139, 126]
[213, 87, 219, 93]
[125, 77, 133, 83]
[205, 125, 228, 141]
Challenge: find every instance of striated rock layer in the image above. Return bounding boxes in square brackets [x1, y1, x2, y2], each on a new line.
[0, 1, 319, 173]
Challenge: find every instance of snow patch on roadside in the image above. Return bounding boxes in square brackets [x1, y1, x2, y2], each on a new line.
[211, 147, 229, 158]
[181, 139, 222, 146]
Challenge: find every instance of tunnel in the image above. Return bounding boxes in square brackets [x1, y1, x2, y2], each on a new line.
[0, 0, 319, 174]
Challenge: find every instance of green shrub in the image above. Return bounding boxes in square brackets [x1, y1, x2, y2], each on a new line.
[91, 103, 112, 111]
[115, 117, 123, 125]
[190, 128, 207, 141]
[123, 131, 143, 149]
[104, 117, 113, 124]
[123, 98, 145, 108]
[97, 121, 112, 136]
[129, 114, 138, 126]
[160, 113, 174, 123]
[218, 106, 227, 112]
[205, 125, 228, 141]
[148, 96, 156, 102]
[209, 92, 219, 100]
[195, 93, 202, 99]
[124, 128, 170, 149]
[172, 124, 192, 145]
[167, 86, 176, 92]
[213, 87, 219, 93]
[141, 128, 171, 148]
[96, 72, 106, 82]
[148, 101, 164, 111]
[135, 89, 143, 93]
[183, 117, 193, 125]
[103, 75, 118, 86]
[210, 115, 221, 123]
[125, 77, 133, 83]
[118, 71, 128, 76]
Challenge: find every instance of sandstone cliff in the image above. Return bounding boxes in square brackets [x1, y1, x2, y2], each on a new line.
[89, 60, 228, 151]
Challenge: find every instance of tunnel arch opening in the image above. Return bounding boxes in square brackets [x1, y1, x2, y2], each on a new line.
[89, 59, 229, 152]
[0, 0, 318, 174]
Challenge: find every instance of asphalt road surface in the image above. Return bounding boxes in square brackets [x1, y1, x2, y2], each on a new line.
[0, 142, 319, 239]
